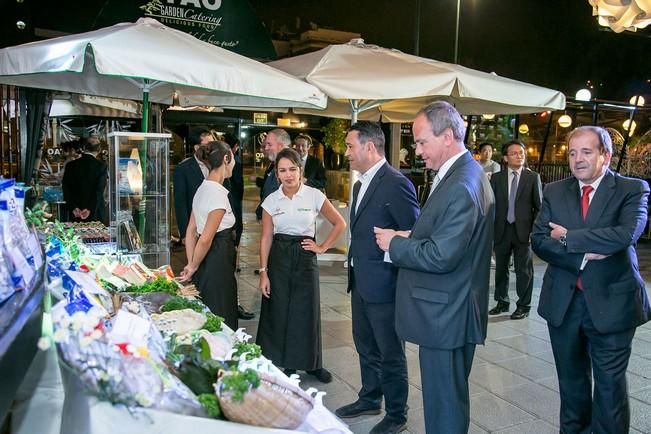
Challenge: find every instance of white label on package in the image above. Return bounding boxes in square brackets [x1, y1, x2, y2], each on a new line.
[108, 310, 151, 347]
[66, 270, 105, 296]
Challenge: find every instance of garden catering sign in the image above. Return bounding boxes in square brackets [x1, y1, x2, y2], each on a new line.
[140, 0, 238, 48]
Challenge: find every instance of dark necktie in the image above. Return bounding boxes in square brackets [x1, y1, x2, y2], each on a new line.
[577, 184, 594, 290]
[352, 180, 361, 219]
[507, 171, 518, 223]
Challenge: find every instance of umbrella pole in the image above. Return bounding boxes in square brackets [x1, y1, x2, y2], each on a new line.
[138, 82, 150, 245]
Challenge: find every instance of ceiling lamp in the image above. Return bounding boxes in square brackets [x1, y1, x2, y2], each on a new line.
[629, 95, 645, 106]
[481, 114, 495, 120]
[575, 89, 592, 101]
[557, 114, 572, 128]
[590, 0, 651, 33]
[518, 124, 530, 135]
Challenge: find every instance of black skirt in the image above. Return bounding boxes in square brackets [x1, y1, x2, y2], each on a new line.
[256, 233, 322, 371]
[193, 228, 238, 330]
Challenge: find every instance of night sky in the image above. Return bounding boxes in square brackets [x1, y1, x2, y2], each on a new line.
[1, 0, 649, 101]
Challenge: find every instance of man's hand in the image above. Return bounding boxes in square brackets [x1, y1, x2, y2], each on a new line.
[374, 227, 399, 251]
[549, 222, 567, 240]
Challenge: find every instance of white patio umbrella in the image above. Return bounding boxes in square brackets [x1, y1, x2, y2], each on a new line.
[0, 18, 327, 130]
[269, 39, 566, 123]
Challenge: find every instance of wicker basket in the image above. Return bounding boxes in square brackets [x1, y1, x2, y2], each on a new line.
[216, 371, 314, 429]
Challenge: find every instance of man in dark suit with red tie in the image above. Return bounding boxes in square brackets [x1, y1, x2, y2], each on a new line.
[489, 140, 542, 320]
[532, 125, 650, 434]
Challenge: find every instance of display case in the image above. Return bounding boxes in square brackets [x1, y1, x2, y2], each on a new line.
[107, 132, 170, 268]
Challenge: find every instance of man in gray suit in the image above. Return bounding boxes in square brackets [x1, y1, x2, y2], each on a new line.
[375, 101, 494, 434]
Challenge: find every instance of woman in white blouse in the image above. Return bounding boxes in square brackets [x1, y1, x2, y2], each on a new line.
[257, 148, 346, 383]
[180, 140, 238, 329]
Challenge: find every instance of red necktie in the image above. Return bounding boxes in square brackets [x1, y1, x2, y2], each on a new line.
[577, 185, 594, 290]
[581, 185, 594, 221]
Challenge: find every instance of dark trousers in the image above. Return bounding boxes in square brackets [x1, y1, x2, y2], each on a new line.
[548, 290, 635, 434]
[351, 286, 408, 422]
[494, 223, 534, 308]
[419, 344, 476, 434]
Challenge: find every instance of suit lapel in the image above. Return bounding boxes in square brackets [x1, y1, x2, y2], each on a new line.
[515, 169, 530, 202]
[584, 171, 616, 226]
[190, 157, 205, 181]
[352, 163, 387, 227]
[421, 152, 472, 210]
[565, 178, 583, 228]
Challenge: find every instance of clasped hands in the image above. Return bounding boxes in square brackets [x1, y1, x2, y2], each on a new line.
[548, 222, 609, 261]
[72, 207, 91, 220]
[373, 227, 411, 251]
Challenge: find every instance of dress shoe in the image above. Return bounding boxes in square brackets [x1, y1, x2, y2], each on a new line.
[306, 368, 332, 383]
[510, 307, 530, 320]
[369, 416, 407, 434]
[283, 368, 296, 376]
[238, 305, 255, 320]
[335, 400, 382, 419]
[488, 302, 510, 315]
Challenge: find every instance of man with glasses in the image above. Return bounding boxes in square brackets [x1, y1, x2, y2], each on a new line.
[293, 134, 326, 191]
[488, 140, 542, 320]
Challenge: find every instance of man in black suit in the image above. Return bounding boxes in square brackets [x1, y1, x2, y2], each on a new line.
[255, 128, 289, 220]
[173, 129, 210, 241]
[335, 122, 419, 434]
[293, 133, 326, 190]
[532, 126, 650, 434]
[489, 140, 542, 320]
[375, 101, 494, 434]
[62, 138, 107, 222]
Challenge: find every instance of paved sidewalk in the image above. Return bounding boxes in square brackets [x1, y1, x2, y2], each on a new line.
[172, 188, 651, 434]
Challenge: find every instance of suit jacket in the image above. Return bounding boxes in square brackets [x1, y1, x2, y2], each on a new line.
[531, 170, 650, 334]
[389, 152, 495, 349]
[173, 156, 204, 238]
[490, 167, 542, 243]
[304, 155, 327, 190]
[225, 154, 244, 209]
[256, 163, 279, 220]
[62, 153, 107, 221]
[348, 162, 420, 304]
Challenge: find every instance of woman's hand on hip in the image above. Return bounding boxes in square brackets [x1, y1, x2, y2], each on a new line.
[301, 239, 323, 254]
[259, 274, 271, 298]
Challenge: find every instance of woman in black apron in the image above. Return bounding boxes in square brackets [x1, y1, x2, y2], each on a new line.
[180, 140, 238, 330]
[256, 148, 346, 383]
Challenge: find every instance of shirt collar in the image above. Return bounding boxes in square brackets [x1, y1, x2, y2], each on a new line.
[360, 158, 386, 185]
[278, 182, 306, 199]
[508, 166, 524, 176]
[578, 171, 606, 193]
[436, 150, 467, 181]
[194, 155, 208, 170]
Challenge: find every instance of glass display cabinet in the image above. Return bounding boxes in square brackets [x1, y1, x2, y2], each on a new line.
[107, 132, 170, 268]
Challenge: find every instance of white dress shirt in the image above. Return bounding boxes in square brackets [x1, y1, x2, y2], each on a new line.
[355, 158, 386, 213]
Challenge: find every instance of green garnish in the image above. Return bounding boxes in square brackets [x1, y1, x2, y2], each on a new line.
[198, 393, 221, 418]
[160, 296, 205, 313]
[220, 369, 260, 402]
[232, 342, 261, 360]
[203, 312, 224, 333]
[127, 277, 178, 295]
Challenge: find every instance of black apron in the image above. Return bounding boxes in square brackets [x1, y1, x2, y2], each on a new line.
[256, 234, 322, 371]
[193, 228, 238, 330]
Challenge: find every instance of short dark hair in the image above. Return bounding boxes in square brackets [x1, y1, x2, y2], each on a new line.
[275, 147, 302, 174]
[62, 139, 81, 153]
[196, 140, 232, 171]
[223, 132, 239, 149]
[294, 133, 313, 147]
[501, 139, 525, 156]
[347, 121, 385, 155]
[84, 138, 101, 153]
[478, 142, 493, 152]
